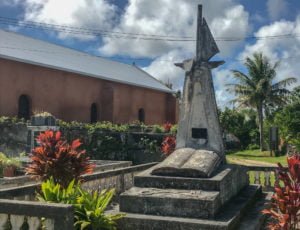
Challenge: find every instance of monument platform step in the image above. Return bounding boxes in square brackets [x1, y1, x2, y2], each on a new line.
[134, 164, 248, 205]
[120, 187, 221, 218]
[117, 185, 262, 230]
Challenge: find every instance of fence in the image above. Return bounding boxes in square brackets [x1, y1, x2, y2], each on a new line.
[0, 162, 156, 230]
[245, 165, 282, 191]
[0, 200, 73, 230]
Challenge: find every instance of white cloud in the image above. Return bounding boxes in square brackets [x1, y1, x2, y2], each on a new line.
[142, 50, 186, 90]
[266, 0, 288, 21]
[99, 0, 250, 58]
[211, 5, 250, 56]
[213, 68, 238, 108]
[23, 0, 117, 40]
[240, 17, 300, 85]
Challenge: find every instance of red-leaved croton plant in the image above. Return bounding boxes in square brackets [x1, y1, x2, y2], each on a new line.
[262, 154, 300, 230]
[26, 130, 94, 187]
[161, 136, 176, 156]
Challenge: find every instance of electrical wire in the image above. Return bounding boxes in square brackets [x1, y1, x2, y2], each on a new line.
[1, 45, 299, 64]
[1, 16, 300, 42]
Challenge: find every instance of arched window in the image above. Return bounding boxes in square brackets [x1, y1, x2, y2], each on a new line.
[138, 108, 145, 123]
[18, 95, 30, 120]
[90, 103, 98, 123]
[101, 84, 114, 122]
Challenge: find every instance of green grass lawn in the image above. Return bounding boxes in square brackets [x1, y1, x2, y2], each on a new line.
[226, 149, 287, 166]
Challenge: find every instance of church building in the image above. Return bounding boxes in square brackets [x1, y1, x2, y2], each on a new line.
[0, 30, 177, 124]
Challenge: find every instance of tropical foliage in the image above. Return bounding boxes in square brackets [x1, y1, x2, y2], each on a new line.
[161, 136, 176, 156]
[163, 122, 173, 133]
[38, 178, 124, 230]
[227, 52, 296, 150]
[219, 108, 259, 149]
[262, 154, 300, 229]
[26, 130, 94, 187]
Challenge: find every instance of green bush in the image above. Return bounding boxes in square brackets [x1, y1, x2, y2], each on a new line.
[246, 143, 260, 150]
[151, 125, 164, 133]
[138, 137, 160, 154]
[37, 178, 124, 230]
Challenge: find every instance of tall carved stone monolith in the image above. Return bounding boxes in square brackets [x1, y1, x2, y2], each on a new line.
[151, 5, 225, 178]
[175, 5, 224, 156]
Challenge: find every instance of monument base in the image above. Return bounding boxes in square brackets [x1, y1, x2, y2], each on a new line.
[117, 185, 262, 230]
[118, 164, 263, 230]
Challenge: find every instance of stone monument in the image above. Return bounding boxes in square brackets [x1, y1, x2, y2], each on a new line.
[117, 5, 262, 230]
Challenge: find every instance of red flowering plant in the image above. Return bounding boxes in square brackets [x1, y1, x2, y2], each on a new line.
[262, 154, 300, 230]
[26, 130, 94, 188]
[163, 122, 173, 133]
[161, 136, 176, 156]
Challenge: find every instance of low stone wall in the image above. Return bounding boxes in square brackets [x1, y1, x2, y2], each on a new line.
[0, 120, 28, 157]
[0, 119, 168, 163]
[60, 128, 166, 164]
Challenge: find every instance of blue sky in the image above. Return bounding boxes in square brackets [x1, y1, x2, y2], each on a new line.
[0, 0, 299, 107]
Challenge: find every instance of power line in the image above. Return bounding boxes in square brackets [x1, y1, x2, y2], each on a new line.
[0, 16, 193, 39]
[1, 45, 300, 63]
[1, 16, 300, 42]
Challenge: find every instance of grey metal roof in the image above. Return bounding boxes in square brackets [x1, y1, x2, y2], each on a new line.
[0, 29, 173, 93]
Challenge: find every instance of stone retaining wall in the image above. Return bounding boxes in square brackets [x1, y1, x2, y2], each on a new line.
[0, 121, 28, 157]
[0, 121, 166, 164]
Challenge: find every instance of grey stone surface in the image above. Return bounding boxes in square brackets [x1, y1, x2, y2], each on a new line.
[0, 122, 28, 157]
[151, 148, 221, 178]
[117, 185, 262, 230]
[136, 164, 249, 205]
[175, 5, 224, 157]
[120, 187, 221, 218]
[238, 192, 272, 230]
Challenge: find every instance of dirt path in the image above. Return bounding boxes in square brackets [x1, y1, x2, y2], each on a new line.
[228, 157, 277, 167]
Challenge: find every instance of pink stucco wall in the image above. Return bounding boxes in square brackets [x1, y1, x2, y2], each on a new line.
[0, 58, 177, 124]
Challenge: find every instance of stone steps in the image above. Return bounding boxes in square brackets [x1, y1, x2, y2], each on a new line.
[120, 187, 221, 218]
[117, 185, 262, 230]
[134, 164, 249, 205]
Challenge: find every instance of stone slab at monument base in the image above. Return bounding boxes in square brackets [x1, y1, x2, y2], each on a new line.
[116, 164, 264, 230]
[117, 185, 262, 230]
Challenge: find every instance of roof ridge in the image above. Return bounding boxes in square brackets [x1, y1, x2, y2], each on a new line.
[0, 29, 138, 69]
[133, 65, 175, 93]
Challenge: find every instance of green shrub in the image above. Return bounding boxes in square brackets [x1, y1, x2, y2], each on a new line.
[151, 125, 164, 133]
[38, 178, 124, 230]
[138, 137, 160, 154]
[170, 124, 178, 134]
[246, 143, 260, 150]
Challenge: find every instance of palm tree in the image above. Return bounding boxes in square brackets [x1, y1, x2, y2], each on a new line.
[227, 52, 297, 151]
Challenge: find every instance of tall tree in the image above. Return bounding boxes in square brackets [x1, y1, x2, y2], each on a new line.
[227, 52, 297, 151]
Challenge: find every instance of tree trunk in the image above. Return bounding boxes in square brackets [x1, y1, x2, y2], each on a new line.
[257, 104, 265, 151]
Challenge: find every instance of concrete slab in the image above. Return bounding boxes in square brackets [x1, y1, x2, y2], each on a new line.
[117, 185, 262, 230]
[120, 187, 221, 218]
[134, 164, 248, 204]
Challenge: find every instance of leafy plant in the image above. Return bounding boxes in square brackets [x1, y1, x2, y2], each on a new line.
[161, 136, 176, 156]
[139, 137, 160, 154]
[163, 122, 173, 133]
[33, 111, 53, 117]
[151, 125, 164, 133]
[37, 177, 79, 204]
[75, 189, 124, 230]
[26, 130, 94, 187]
[170, 124, 178, 135]
[227, 52, 296, 151]
[262, 154, 300, 229]
[38, 178, 124, 230]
